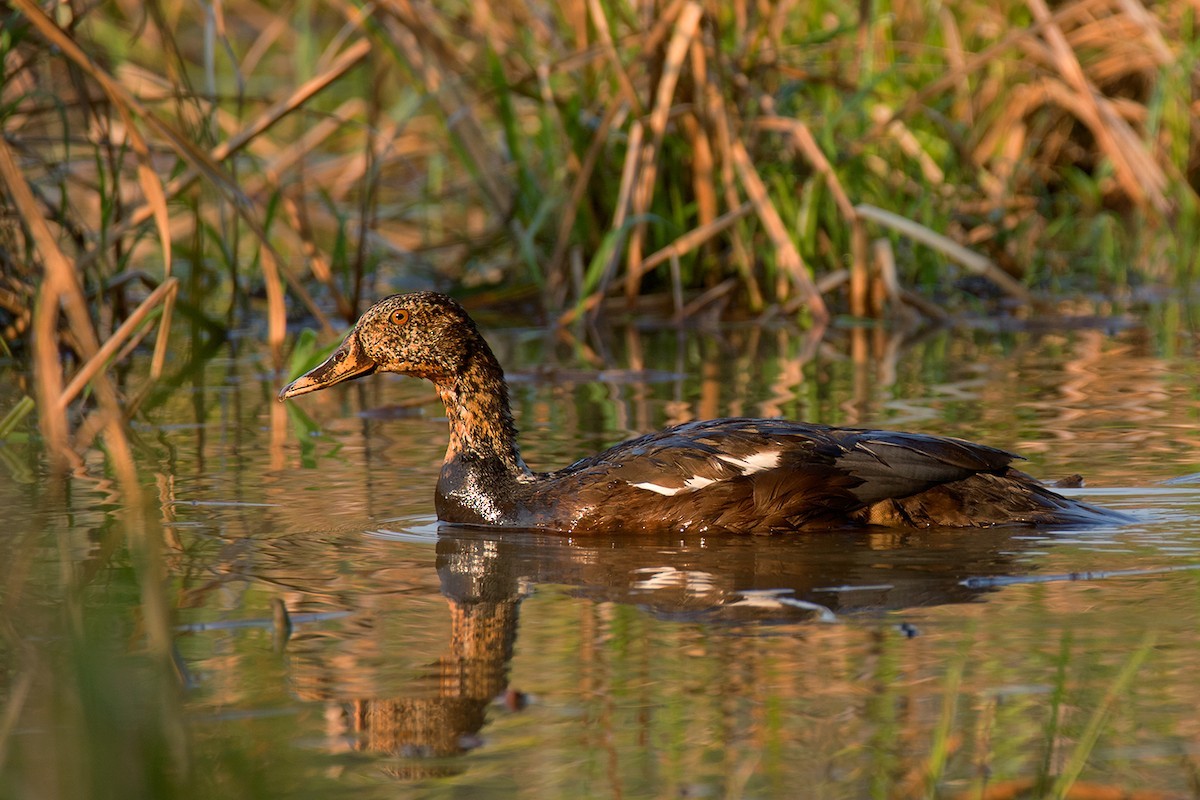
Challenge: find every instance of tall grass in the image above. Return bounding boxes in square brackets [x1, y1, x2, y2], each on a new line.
[1, 0, 1198, 457]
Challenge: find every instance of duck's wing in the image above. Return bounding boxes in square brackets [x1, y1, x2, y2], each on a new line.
[824, 427, 1018, 504]
[539, 419, 1026, 533]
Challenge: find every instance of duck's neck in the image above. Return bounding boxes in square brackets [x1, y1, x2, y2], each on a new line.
[433, 343, 530, 479]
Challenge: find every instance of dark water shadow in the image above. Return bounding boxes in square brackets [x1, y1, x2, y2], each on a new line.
[330, 522, 1053, 774]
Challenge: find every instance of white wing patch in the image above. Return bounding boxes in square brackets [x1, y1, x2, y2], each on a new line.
[630, 481, 679, 496]
[717, 449, 781, 475]
[628, 451, 780, 496]
[630, 475, 718, 496]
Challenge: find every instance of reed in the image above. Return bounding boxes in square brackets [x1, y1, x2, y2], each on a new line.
[1, 0, 1197, 456]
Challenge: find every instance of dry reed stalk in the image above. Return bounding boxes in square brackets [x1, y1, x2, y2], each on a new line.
[54, 37, 367, 335]
[149, 284, 174, 379]
[1084, 51, 1165, 88]
[187, 193, 334, 337]
[636, 0, 688, 57]
[240, 9, 290, 76]
[677, 276, 738, 320]
[0, 135, 138, 486]
[112, 39, 371, 241]
[850, 221, 870, 318]
[557, 119, 646, 324]
[753, 117, 857, 220]
[639, 201, 754, 273]
[753, 113, 874, 314]
[1115, 0, 1175, 62]
[255, 95, 362, 181]
[1064, 12, 1169, 81]
[610, 119, 644, 228]
[281, 197, 354, 320]
[728, 136, 828, 321]
[761, 0, 802, 63]
[220, 40, 372, 164]
[576, 121, 645, 322]
[972, 81, 1047, 194]
[584, 0, 644, 116]
[624, 0, 703, 301]
[687, 38, 716, 218]
[957, 778, 1185, 800]
[56, 279, 179, 411]
[681, 112, 718, 225]
[1029, 76, 1134, 151]
[10, 0, 172, 276]
[889, 0, 1111, 128]
[1025, 0, 1170, 212]
[704, 80, 763, 309]
[110, 315, 161, 369]
[938, 7, 974, 126]
[854, 203, 1033, 304]
[259, 246, 288, 363]
[378, 1, 511, 214]
[563, 0, 589, 54]
[30, 294, 72, 468]
[546, 101, 626, 306]
[538, 40, 611, 77]
[873, 238, 949, 322]
[0, 140, 73, 464]
[10, 13, 224, 771]
[815, 269, 849, 294]
[875, 107, 947, 186]
[872, 237, 899, 314]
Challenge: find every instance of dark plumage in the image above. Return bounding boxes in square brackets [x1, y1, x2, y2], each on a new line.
[279, 292, 1128, 534]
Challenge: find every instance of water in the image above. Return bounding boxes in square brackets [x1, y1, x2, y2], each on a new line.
[3, 316, 1200, 798]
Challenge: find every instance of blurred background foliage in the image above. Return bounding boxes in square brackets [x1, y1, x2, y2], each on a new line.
[0, 0, 1198, 454]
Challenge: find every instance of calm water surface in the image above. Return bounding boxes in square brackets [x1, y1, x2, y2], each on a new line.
[3, 315, 1200, 799]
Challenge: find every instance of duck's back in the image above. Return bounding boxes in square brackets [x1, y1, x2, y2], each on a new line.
[509, 419, 1120, 533]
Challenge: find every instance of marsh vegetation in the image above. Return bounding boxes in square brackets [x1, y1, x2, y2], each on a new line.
[3, 1, 1200, 798]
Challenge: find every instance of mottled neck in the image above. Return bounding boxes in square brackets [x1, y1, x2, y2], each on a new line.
[434, 345, 529, 477]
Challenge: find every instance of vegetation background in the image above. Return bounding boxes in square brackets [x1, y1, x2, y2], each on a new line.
[1, 0, 1198, 477]
[2, 3, 1200, 798]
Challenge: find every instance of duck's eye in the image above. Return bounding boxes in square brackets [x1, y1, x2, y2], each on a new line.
[389, 309, 410, 326]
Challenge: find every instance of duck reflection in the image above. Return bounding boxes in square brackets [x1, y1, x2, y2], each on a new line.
[342, 578, 519, 768]
[319, 523, 1041, 768]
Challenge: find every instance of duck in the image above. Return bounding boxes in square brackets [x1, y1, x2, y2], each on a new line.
[278, 292, 1128, 534]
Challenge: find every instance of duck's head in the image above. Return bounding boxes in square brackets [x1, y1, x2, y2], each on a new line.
[278, 292, 487, 400]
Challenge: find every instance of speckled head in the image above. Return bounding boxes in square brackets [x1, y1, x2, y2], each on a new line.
[277, 292, 484, 400]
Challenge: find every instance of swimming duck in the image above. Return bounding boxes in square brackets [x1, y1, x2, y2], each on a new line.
[279, 292, 1126, 534]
